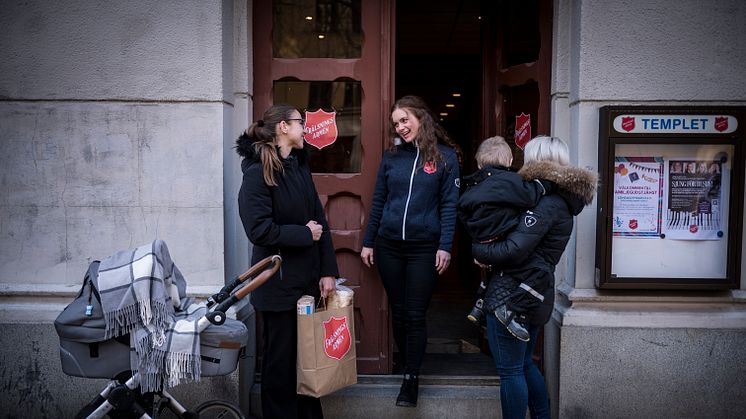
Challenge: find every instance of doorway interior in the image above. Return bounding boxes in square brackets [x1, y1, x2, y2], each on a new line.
[395, 0, 493, 376]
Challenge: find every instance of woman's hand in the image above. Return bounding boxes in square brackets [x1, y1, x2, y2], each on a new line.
[306, 220, 322, 241]
[319, 276, 336, 298]
[360, 246, 374, 267]
[435, 250, 451, 274]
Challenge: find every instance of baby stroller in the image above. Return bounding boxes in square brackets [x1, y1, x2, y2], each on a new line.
[55, 242, 280, 419]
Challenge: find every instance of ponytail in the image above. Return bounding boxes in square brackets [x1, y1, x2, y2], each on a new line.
[239, 104, 299, 186]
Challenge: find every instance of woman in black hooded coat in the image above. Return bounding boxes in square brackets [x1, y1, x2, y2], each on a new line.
[472, 136, 597, 419]
[236, 104, 338, 419]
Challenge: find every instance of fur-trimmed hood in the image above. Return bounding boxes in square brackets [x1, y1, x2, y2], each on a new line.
[519, 160, 598, 215]
[235, 131, 258, 161]
[235, 131, 308, 172]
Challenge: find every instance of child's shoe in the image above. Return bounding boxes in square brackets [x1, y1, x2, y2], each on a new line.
[494, 304, 530, 342]
[466, 299, 484, 325]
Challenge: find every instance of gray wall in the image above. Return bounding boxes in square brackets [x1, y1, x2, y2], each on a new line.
[548, 0, 746, 417]
[0, 0, 251, 289]
[0, 0, 252, 416]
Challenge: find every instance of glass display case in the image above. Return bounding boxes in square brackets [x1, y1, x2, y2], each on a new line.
[595, 106, 745, 289]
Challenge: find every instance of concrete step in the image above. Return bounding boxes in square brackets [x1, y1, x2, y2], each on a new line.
[250, 375, 502, 419]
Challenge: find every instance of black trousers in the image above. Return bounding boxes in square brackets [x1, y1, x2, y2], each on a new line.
[260, 309, 323, 419]
[375, 237, 439, 375]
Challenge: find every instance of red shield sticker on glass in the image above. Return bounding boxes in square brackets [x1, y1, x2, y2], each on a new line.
[622, 116, 635, 132]
[304, 110, 338, 150]
[714, 116, 728, 132]
[515, 113, 531, 149]
[323, 316, 351, 360]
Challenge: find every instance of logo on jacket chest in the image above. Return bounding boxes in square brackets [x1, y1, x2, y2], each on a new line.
[524, 210, 538, 228]
[423, 161, 437, 174]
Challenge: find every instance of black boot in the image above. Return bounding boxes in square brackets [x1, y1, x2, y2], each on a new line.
[396, 374, 419, 407]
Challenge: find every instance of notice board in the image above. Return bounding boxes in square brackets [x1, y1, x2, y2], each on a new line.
[595, 106, 745, 289]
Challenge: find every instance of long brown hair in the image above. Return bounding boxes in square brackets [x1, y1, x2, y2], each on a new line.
[243, 104, 299, 186]
[390, 95, 461, 166]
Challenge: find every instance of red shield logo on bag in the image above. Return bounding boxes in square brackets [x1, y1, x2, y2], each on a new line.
[622, 116, 635, 132]
[304, 109, 338, 150]
[514, 113, 531, 149]
[323, 316, 351, 360]
[714, 117, 728, 132]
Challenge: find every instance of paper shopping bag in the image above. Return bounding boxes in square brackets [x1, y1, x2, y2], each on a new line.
[296, 301, 357, 397]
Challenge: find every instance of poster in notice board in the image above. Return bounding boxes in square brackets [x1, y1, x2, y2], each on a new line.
[612, 157, 663, 237]
[663, 159, 723, 240]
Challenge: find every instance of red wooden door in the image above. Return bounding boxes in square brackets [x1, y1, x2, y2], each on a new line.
[253, 0, 394, 373]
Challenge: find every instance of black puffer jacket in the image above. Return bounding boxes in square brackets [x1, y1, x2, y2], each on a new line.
[458, 164, 548, 243]
[473, 160, 597, 324]
[236, 134, 339, 311]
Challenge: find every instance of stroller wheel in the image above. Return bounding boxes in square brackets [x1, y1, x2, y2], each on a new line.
[194, 400, 244, 419]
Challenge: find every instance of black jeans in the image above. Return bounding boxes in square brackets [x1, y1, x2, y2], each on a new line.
[375, 237, 439, 375]
[260, 310, 323, 419]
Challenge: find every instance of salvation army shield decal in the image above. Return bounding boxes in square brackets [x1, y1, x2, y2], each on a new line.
[323, 316, 351, 360]
[515, 113, 531, 149]
[621, 116, 635, 132]
[714, 116, 728, 132]
[304, 109, 339, 150]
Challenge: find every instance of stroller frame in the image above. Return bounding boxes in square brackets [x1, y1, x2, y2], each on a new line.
[75, 255, 281, 419]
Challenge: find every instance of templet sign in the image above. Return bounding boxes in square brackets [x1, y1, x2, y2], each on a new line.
[613, 114, 738, 134]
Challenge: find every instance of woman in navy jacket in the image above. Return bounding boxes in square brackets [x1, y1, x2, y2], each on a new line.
[360, 95, 460, 407]
[236, 104, 338, 419]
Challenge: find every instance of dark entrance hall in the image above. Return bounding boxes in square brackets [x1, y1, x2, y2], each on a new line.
[395, 0, 550, 376]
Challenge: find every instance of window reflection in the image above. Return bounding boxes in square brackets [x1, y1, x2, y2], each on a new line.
[273, 0, 362, 58]
[274, 80, 362, 173]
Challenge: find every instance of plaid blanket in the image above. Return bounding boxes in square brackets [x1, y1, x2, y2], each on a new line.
[133, 301, 206, 391]
[97, 240, 201, 392]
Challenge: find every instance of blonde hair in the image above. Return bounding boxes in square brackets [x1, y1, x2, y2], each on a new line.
[475, 136, 513, 168]
[523, 136, 570, 166]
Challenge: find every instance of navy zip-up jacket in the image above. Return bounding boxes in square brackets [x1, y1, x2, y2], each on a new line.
[363, 141, 460, 252]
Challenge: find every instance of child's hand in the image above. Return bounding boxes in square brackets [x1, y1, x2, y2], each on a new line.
[473, 258, 489, 269]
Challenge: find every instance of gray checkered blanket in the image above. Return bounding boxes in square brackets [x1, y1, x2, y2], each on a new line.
[97, 240, 202, 392]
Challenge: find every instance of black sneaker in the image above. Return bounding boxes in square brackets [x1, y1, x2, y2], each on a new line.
[494, 305, 530, 342]
[395, 374, 419, 407]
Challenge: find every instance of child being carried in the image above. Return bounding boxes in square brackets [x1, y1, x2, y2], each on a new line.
[457, 136, 552, 342]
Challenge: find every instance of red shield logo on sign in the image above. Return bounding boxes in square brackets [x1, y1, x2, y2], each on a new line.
[689, 224, 698, 234]
[622, 116, 635, 132]
[514, 113, 531, 149]
[629, 219, 638, 230]
[323, 316, 351, 360]
[304, 110, 338, 150]
[714, 117, 728, 132]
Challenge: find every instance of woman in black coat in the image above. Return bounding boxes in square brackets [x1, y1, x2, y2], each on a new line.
[236, 104, 339, 419]
[472, 136, 597, 419]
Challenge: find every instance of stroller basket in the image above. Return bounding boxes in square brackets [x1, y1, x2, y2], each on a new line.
[59, 318, 248, 379]
[56, 244, 279, 382]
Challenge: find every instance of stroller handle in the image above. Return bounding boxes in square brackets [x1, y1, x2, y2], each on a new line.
[233, 254, 281, 300]
[205, 255, 281, 326]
